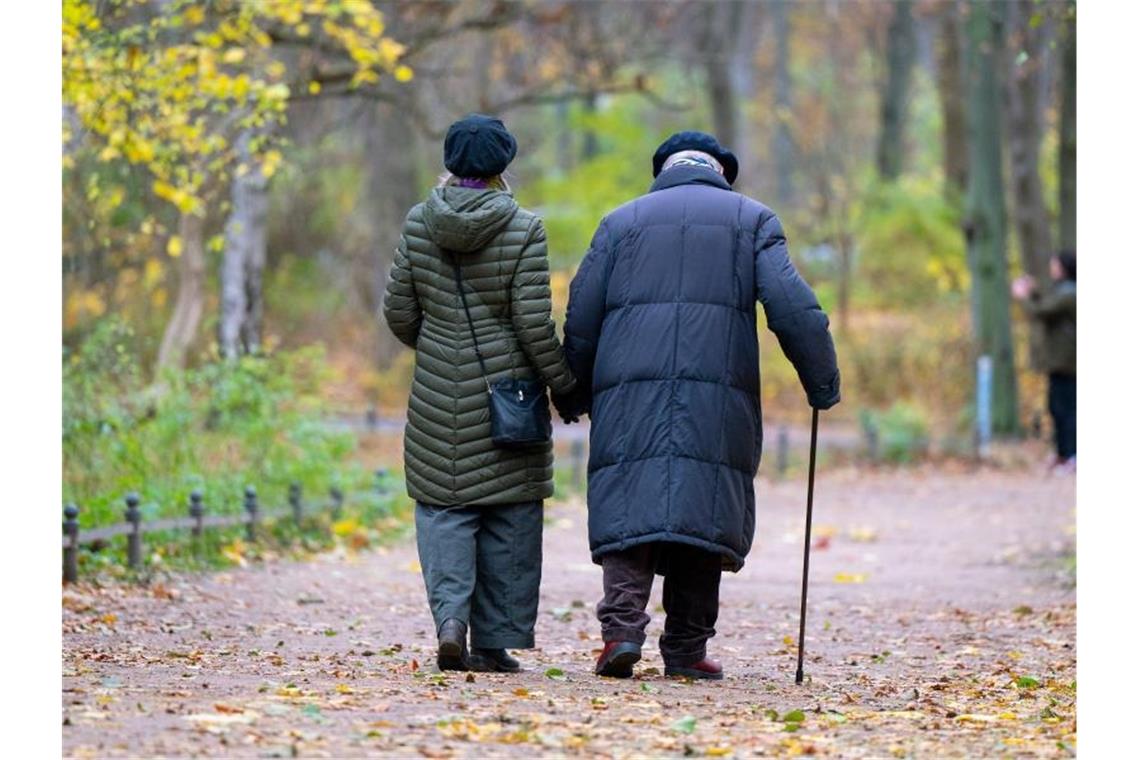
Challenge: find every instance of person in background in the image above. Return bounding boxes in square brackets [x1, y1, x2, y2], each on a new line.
[555, 131, 840, 681]
[1012, 250, 1077, 475]
[383, 114, 577, 672]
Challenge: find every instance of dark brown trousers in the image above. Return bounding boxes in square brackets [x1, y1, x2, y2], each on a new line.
[596, 542, 722, 666]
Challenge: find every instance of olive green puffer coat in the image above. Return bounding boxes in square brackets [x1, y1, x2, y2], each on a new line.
[382, 186, 577, 506]
[1023, 280, 1076, 375]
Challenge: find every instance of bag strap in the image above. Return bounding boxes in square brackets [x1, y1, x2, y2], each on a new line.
[450, 253, 492, 394]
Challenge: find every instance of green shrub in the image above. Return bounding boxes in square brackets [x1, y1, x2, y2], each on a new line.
[859, 402, 930, 464]
[63, 319, 406, 571]
[854, 175, 968, 308]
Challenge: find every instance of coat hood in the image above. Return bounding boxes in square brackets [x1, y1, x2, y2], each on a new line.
[421, 186, 519, 253]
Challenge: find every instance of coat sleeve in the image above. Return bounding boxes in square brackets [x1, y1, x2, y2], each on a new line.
[755, 212, 841, 410]
[510, 219, 577, 396]
[381, 233, 421, 348]
[561, 218, 613, 413]
[1023, 286, 1076, 321]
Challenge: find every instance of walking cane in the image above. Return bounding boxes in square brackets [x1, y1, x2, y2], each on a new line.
[794, 408, 820, 685]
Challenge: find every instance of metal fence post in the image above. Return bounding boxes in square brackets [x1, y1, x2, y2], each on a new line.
[289, 482, 303, 526]
[124, 493, 142, 569]
[570, 439, 585, 492]
[865, 420, 880, 463]
[330, 486, 343, 521]
[244, 486, 259, 542]
[977, 355, 993, 459]
[64, 504, 80, 584]
[189, 490, 204, 538]
[777, 426, 789, 479]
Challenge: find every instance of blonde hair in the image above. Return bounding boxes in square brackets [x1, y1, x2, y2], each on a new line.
[436, 171, 511, 192]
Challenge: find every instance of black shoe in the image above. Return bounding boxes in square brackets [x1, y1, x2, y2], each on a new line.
[469, 648, 521, 673]
[595, 641, 642, 678]
[437, 619, 469, 671]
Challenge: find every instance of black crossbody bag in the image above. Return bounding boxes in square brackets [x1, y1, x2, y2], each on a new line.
[451, 254, 552, 450]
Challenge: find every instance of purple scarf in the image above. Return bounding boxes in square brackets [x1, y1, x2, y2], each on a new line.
[455, 177, 490, 189]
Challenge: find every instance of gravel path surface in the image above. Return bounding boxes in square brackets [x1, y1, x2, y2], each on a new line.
[63, 467, 1076, 758]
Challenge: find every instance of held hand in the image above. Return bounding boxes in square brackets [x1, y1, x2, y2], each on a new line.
[552, 386, 590, 424]
[1011, 275, 1036, 300]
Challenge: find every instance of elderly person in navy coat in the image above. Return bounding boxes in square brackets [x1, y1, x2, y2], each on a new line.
[555, 131, 840, 680]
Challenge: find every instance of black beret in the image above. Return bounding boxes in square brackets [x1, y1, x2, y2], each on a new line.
[443, 113, 518, 178]
[652, 130, 739, 185]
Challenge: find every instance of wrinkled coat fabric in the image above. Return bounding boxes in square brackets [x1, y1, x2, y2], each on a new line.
[563, 166, 840, 571]
[383, 186, 576, 506]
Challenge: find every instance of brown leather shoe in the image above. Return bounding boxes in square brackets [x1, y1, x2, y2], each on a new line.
[665, 657, 723, 680]
[595, 641, 641, 678]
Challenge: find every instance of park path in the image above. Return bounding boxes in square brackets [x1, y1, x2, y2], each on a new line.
[63, 467, 1075, 758]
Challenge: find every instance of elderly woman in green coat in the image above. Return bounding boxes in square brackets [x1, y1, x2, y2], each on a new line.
[382, 114, 576, 672]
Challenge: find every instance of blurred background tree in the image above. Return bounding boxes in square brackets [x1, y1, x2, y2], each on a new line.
[64, 0, 1077, 515]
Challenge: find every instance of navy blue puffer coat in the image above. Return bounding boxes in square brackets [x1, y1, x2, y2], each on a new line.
[562, 165, 840, 571]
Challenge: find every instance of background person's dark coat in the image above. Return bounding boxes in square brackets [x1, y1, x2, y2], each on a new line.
[383, 186, 576, 506]
[562, 166, 840, 571]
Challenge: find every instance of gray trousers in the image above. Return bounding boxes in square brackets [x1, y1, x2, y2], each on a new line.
[415, 501, 543, 649]
[597, 542, 722, 666]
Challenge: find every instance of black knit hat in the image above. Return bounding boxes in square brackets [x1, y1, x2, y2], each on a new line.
[652, 131, 739, 185]
[443, 113, 518, 178]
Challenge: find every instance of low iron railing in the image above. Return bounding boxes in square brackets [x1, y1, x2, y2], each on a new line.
[62, 472, 394, 583]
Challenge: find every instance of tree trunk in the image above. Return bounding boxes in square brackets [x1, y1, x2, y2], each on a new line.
[369, 104, 422, 366]
[936, 0, 969, 200]
[964, 0, 1019, 436]
[701, 2, 737, 147]
[1058, 1, 1076, 250]
[219, 132, 269, 359]
[473, 30, 494, 112]
[1005, 0, 1052, 370]
[555, 99, 575, 175]
[699, 1, 760, 189]
[876, 0, 917, 181]
[772, 0, 796, 205]
[581, 91, 600, 161]
[836, 230, 854, 333]
[155, 211, 206, 373]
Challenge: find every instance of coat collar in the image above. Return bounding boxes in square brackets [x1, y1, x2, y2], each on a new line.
[649, 164, 733, 193]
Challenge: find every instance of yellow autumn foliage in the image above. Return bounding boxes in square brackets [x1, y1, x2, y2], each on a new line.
[63, 0, 412, 219]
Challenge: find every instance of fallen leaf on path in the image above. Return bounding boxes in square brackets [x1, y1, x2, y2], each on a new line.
[834, 572, 868, 584]
[185, 712, 257, 726]
[332, 518, 360, 536]
[671, 715, 697, 734]
[221, 539, 247, 567]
